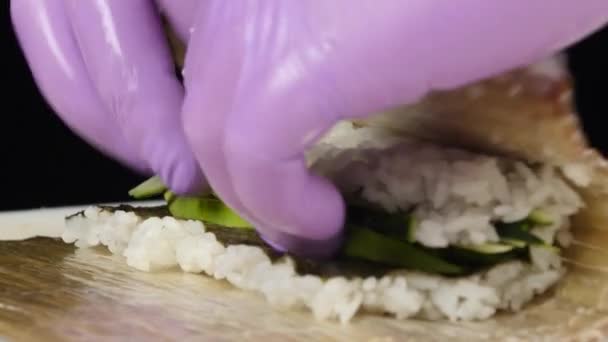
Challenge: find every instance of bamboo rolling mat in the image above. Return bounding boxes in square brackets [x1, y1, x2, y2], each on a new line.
[0, 205, 606, 341]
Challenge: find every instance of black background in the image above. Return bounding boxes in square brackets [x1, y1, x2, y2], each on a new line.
[2, 6, 607, 211]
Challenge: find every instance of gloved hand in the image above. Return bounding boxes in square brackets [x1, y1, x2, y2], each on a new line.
[10, 0, 205, 194]
[12, 0, 608, 258]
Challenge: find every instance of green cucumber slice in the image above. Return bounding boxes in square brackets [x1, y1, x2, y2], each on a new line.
[501, 238, 528, 248]
[128, 176, 167, 199]
[436, 245, 525, 268]
[496, 221, 544, 245]
[167, 196, 253, 229]
[458, 243, 515, 254]
[346, 204, 414, 242]
[532, 243, 561, 254]
[528, 209, 553, 226]
[406, 216, 417, 243]
[341, 226, 466, 275]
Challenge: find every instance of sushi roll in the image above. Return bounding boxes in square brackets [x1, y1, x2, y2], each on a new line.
[60, 55, 608, 324]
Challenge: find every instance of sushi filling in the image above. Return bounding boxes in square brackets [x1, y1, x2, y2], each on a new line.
[125, 122, 582, 278]
[126, 186, 567, 278]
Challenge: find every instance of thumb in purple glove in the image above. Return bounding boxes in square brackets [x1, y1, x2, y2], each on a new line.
[178, 1, 608, 258]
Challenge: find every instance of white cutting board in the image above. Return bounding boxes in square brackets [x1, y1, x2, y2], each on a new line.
[0, 201, 164, 241]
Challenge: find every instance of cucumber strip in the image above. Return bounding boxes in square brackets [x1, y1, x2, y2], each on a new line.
[528, 209, 553, 226]
[407, 216, 417, 243]
[496, 221, 544, 245]
[500, 220, 532, 232]
[500, 238, 528, 248]
[128, 176, 167, 199]
[532, 243, 561, 254]
[436, 245, 525, 268]
[457, 243, 515, 254]
[164, 191, 175, 202]
[346, 204, 413, 241]
[167, 196, 253, 229]
[341, 226, 466, 275]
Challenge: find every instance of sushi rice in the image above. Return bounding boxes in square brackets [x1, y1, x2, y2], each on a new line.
[62, 121, 583, 323]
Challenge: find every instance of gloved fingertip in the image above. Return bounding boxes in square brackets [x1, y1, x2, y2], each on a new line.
[227, 146, 347, 252]
[258, 233, 288, 253]
[253, 174, 346, 259]
[284, 172, 346, 241]
[258, 228, 344, 260]
[162, 158, 207, 196]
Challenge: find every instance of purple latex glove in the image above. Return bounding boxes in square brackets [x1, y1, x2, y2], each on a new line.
[12, 1, 608, 258]
[10, 0, 205, 194]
